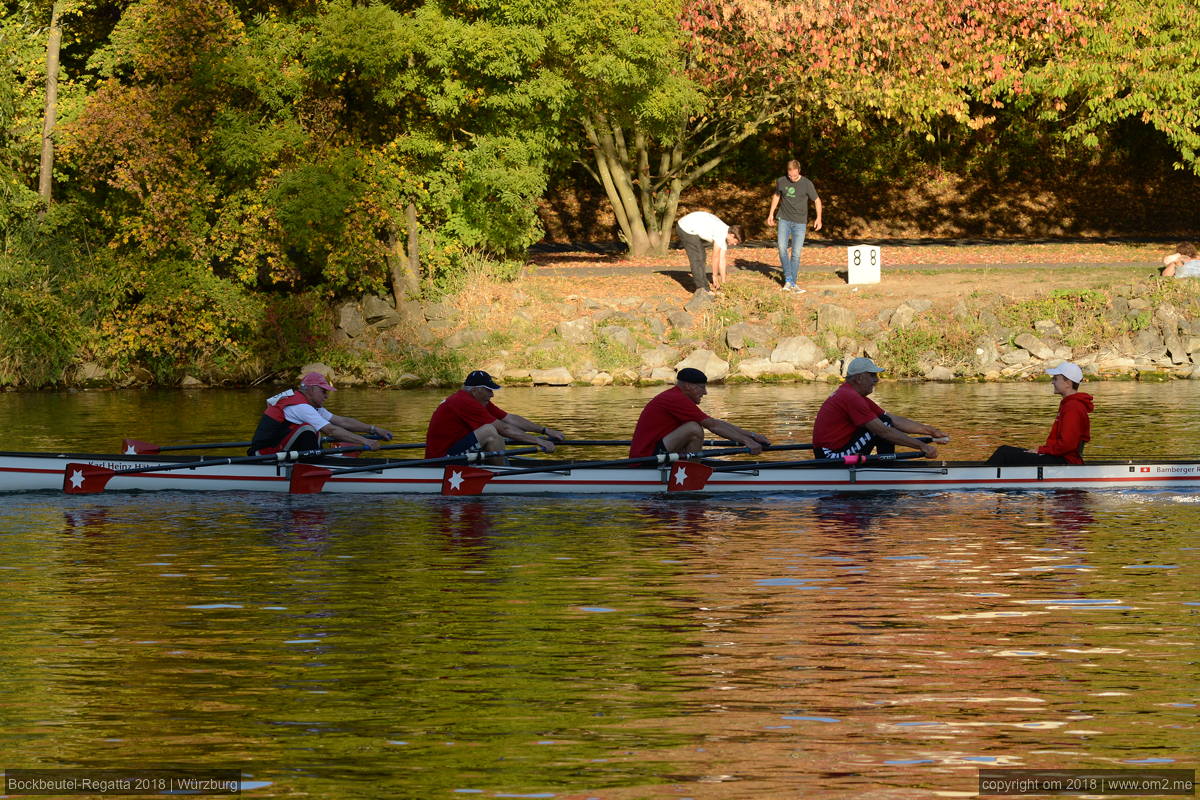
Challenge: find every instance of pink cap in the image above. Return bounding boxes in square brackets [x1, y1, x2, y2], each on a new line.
[300, 372, 335, 391]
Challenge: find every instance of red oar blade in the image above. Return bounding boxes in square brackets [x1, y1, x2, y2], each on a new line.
[288, 464, 335, 494]
[667, 461, 714, 492]
[441, 466, 495, 496]
[121, 438, 159, 455]
[63, 463, 116, 494]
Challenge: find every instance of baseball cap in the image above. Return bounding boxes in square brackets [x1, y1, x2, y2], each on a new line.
[846, 357, 884, 376]
[676, 367, 708, 384]
[464, 370, 502, 390]
[1045, 361, 1083, 384]
[300, 371, 335, 391]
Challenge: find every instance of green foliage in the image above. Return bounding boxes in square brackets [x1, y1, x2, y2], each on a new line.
[591, 331, 638, 371]
[0, 255, 84, 386]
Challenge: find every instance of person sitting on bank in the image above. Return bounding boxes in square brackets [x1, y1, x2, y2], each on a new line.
[248, 372, 394, 455]
[987, 361, 1093, 466]
[1162, 242, 1200, 278]
[675, 211, 743, 293]
[812, 357, 948, 460]
[425, 370, 564, 464]
[629, 368, 770, 458]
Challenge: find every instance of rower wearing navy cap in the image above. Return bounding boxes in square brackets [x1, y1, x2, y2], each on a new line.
[812, 357, 949, 460]
[425, 370, 565, 464]
[629, 368, 770, 458]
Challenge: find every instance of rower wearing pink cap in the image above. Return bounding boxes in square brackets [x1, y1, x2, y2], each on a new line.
[987, 361, 1093, 465]
[247, 371, 394, 455]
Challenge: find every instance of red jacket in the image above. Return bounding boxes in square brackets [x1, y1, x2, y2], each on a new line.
[1038, 392, 1093, 464]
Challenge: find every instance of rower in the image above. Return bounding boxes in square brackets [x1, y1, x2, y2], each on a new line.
[812, 357, 948, 459]
[987, 361, 1093, 465]
[425, 370, 564, 465]
[629, 368, 770, 458]
[247, 372, 394, 455]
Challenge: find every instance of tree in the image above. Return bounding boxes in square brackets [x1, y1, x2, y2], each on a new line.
[35, 0, 62, 211]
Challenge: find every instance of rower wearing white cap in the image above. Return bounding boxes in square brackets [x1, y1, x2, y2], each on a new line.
[812, 357, 949, 460]
[987, 361, 1093, 466]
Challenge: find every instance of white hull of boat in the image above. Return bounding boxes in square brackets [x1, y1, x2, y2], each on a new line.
[4, 452, 1200, 495]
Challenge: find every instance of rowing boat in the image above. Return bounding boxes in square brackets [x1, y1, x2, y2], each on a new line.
[3, 450, 1200, 495]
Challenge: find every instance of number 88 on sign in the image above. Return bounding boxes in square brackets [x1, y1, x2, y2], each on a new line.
[846, 245, 881, 284]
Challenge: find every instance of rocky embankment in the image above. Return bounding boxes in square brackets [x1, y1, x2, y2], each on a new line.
[326, 284, 1200, 387]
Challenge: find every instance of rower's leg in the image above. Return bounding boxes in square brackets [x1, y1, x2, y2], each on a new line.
[473, 423, 507, 465]
[662, 422, 704, 455]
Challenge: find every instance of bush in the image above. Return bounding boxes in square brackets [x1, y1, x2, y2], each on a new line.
[0, 256, 84, 387]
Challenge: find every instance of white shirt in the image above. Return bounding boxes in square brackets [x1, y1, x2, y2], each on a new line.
[266, 389, 333, 430]
[677, 212, 730, 252]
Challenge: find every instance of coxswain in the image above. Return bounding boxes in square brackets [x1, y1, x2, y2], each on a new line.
[247, 372, 393, 455]
[987, 361, 1093, 465]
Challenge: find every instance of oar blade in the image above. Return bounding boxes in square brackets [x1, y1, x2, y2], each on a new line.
[667, 461, 713, 492]
[121, 438, 159, 455]
[288, 464, 334, 494]
[441, 466, 495, 496]
[63, 463, 116, 494]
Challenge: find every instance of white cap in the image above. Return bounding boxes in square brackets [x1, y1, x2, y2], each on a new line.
[846, 357, 885, 376]
[1046, 361, 1083, 384]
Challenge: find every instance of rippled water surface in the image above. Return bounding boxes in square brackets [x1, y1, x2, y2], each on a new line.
[0, 384, 1196, 798]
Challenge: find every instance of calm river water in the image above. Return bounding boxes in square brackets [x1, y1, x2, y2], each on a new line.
[0, 383, 1196, 799]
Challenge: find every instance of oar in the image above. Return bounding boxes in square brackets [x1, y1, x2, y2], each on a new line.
[531, 439, 740, 447]
[64, 444, 370, 495]
[442, 445, 757, 496]
[667, 450, 929, 492]
[288, 447, 541, 495]
[121, 435, 411, 455]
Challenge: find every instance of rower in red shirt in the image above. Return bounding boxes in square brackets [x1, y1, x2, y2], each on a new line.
[812, 357, 948, 459]
[629, 368, 770, 458]
[987, 361, 1093, 465]
[425, 370, 564, 464]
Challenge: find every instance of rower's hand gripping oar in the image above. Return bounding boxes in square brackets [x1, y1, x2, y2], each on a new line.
[288, 447, 541, 495]
[63, 445, 370, 495]
[441, 446, 757, 496]
[668, 450, 929, 492]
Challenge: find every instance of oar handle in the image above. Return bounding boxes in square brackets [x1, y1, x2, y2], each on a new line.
[319, 447, 541, 478]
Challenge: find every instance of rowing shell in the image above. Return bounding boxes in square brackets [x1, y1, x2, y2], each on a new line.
[3, 451, 1200, 495]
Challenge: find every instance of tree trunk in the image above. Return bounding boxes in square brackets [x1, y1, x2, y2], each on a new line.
[387, 204, 421, 306]
[37, 0, 64, 215]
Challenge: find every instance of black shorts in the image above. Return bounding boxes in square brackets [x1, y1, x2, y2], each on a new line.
[446, 431, 484, 457]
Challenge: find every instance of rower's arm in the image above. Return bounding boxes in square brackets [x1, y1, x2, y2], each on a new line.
[887, 414, 948, 441]
[702, 418, 769, 454]
[864, 417, 937, 458]
[500, 412, 564, 442]
[494, 416, 556, 452]
[319, 421, 378, 449]
[325, 414, 394, 447]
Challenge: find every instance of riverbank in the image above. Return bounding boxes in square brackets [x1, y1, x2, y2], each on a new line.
[45, 241, 1200, 390]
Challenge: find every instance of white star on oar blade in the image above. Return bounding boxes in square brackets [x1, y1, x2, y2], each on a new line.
[673, 466, 687, 485]
[447, 470, 464, 491]
[69, 469, 85, 489]
[124, 444, 137, 454]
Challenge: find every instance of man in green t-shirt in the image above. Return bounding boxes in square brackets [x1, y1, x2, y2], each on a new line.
[766, 160, 822, 292]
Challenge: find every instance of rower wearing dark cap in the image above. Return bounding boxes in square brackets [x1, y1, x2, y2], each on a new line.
[629, 368, 770, 458]
[425, 370, 564, 463]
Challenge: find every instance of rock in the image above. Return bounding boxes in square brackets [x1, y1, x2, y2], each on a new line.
[684, 290, 714, 313]
[817, 303, 856, 332]
[529, 367, 573, 386]
[675, 349, 729, 381]
[737, 357, 796, 379]
[76, 362, 108, 387]
[973, 339, 1000, 372]
[1165, 335, 1189, 364]
[1185, 336, 1200, 355]
[423, 302, 457, 322]
[556, 317, 594, 345]
[924, 365, 955, 381]
[858, 319, 883, 337]
[1033, 319, 1064, 339]
[646, 367, 676, 384]
[648, 317, 666, 338]
[590, 372, 613, 386]
[300, 363, 335, 382]
[771, 335, 823, 368]
[641, 345, 681, 369]
[1189, 365, 1200, 380]
[337, 303, 367, 338]
[889, 304, 917, 329]
[667, 310, 694, 330]
[599, 325, 640, 352]
[904, 298, 933, 313]
[1014, 332, 1054, 360]
[1000, 349, 1031, 365]
[725, 322, 776, 351]
[1132, 328, 1166, 357]
[362, 294, 396, 323]
[180, 375, 204, 388]
[395, 373, 424, 388]
[444, 328, 487, 348]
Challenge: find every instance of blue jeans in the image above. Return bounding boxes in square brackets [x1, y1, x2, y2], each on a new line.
[777, 219, 807, 285]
